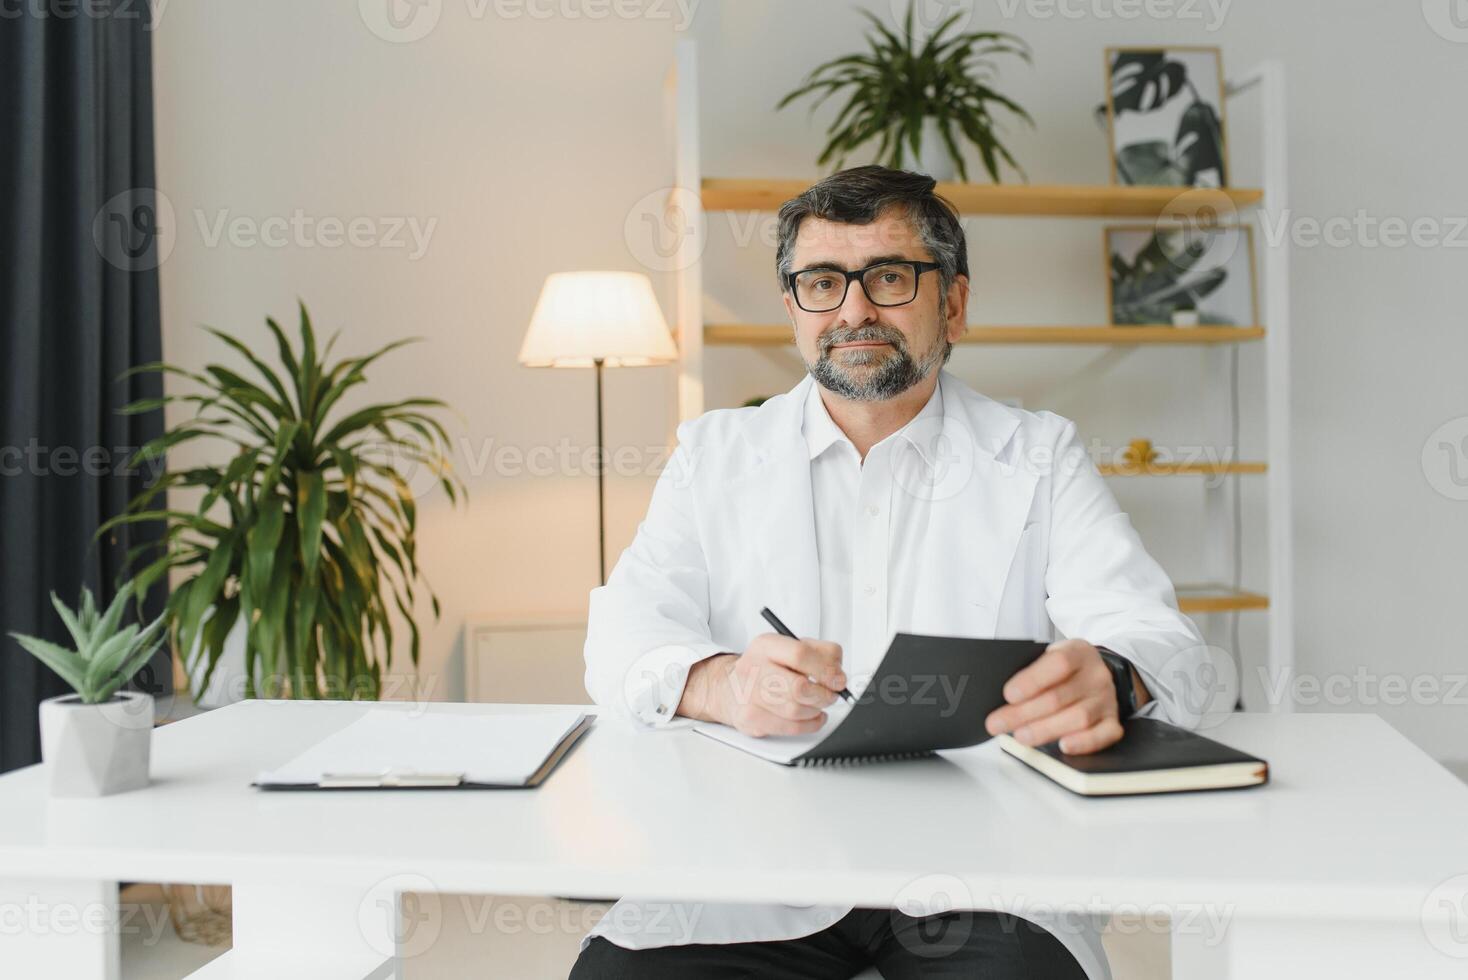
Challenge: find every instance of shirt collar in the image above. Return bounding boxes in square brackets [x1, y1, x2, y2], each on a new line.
[801, 375, 945, 462]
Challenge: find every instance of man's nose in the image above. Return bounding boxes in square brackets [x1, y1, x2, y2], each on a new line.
[836, 277, 880, 329]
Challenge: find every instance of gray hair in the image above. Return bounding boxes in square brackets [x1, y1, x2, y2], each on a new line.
[775, 165, 969, 299]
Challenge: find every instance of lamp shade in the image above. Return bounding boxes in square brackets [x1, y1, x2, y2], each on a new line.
[518, 271, 678, 368]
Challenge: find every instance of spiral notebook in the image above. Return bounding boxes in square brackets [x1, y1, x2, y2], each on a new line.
[693, 634, 1045, 767]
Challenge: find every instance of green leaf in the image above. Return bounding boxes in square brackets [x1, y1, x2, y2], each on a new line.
[291, 580, 322, 698]
[202, 326, 296, 418]
[298, 301, 320, 422]
[265, 316, 304, 416]
[94, 631, 167, 703]
[204, 366, 288, 423]
[8, 633, 87, 695]
[176, 535, 237, 670]
[319, 398, 447, 448]
[313, 338, 422, 430]
[199, 449, 261, 515]
[50, 592, 90, 651]
[296, 471, 328, 583]
[194, 595, 239, 698]
[83, 625, 143, 695]
[247, 495, 286, 599]
[92, 585, 136, 654]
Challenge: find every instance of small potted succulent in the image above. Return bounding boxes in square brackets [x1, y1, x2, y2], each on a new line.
[9, 584, 165, 796]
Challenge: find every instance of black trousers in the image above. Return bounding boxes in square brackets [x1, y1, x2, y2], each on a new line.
[569, 907, 1089, 979]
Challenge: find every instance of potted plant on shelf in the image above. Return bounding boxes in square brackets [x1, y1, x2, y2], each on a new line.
[8, 584, 165, 796]
[776, 1, 1033, 183]
[100, 301, 465, 703]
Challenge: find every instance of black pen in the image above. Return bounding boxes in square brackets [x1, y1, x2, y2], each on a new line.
[759, 606, 854, 703]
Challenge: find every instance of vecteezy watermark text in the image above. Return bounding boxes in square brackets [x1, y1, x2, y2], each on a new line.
[194, 209, 436, 260]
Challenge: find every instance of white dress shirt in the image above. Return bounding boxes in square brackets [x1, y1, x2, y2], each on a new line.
[580, 369, 1227, 979]
[806, 374, 944, 692]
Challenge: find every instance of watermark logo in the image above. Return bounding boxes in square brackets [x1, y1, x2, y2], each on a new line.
[990, 0, 1232, 31]
[1422, 873, 1468, 957]
[1157, 643, 1238, 729]
[1422, 417, 1468, 500]
[1258, 208, 1468, 250]
[893, 0, 975, 34]
[892, 873, 976, 956]
[1254, 666, 1468, 710]
[0, 893, 172, 946]
[92, 191, 436, 269]
[193, 209, 437, 260]
[891, 415, 976, 504]
[1423, 0, 1468, 42]
[1153, 188, 1245, 279]
[0, 0, 170, 29]
[357, 873, 442, 959]
[624, 186, 705, 274]
[359, 0, 443, 43]
[93, 187, 176, 272]
[359, 0, 699, 41]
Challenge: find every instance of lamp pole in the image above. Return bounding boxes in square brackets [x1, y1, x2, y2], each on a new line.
[594, 357, 606, 586]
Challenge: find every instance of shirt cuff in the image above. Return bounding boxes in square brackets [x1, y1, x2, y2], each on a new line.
[621, 643, 725, 728]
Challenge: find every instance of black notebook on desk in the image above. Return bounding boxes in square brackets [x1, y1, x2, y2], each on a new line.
[998, 717, 1269, 796]
[693, 633, 1045, 767]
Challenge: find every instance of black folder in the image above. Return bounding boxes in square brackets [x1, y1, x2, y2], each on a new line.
[695, 633, 1046, 766]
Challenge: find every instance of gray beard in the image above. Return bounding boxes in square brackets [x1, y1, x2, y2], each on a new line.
[806, 323, 946, 402]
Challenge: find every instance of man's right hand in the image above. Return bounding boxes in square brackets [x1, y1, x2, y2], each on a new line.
[676, 633, 846, 736]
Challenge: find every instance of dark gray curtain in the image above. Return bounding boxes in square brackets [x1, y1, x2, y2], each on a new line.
[1, 0, 171, 773]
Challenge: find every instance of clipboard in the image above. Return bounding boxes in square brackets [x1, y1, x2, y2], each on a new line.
[252, 709, 594, 791]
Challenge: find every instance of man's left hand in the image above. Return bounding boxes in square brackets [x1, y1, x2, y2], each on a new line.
[983, 639, 1150, 755]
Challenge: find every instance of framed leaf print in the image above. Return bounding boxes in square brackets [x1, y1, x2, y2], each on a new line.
[1105, 224, 1257, 326]
[1105, 46, 1229, 187]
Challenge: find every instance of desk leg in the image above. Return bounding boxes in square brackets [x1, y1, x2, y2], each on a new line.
[184, 878, 399, 979]
[0, 877, 120, 979]
[1172, 914, 1465, 979]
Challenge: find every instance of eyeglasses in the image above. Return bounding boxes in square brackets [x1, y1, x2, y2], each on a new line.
[786, 260, 942, 313]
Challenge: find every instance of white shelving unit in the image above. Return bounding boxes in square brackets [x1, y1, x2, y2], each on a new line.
[660, 40, 1293, 709]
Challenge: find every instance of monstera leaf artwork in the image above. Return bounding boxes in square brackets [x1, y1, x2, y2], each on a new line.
[1107, 226, 1257, 327]
[1104, 48, 1228, 187]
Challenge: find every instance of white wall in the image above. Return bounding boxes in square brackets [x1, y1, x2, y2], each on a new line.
[153, 1, 1467, 766]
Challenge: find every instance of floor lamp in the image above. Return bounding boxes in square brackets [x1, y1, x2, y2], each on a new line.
[518, 271, 678, 586]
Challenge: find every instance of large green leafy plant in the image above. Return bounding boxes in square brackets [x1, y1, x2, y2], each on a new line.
[776, 2, 1032, 183]
[103, 303, 464, 700]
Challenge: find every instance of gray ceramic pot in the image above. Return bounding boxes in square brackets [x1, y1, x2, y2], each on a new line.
[38, 691, 154, 796]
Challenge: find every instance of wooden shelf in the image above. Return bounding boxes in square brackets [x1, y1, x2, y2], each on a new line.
[702, 179, 1263, 217]
[1176, 589, 1270, 614]
[705, 324, 1265, 346]
[1098, 462, 1268, 477]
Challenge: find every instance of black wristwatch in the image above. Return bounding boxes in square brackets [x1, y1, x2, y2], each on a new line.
[1096, 646, 1138, 720]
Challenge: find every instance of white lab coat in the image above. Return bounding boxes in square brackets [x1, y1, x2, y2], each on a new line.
[581, 369, 1234, 977]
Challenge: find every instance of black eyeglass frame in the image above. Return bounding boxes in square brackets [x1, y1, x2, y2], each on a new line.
[785, 260, 944, 313]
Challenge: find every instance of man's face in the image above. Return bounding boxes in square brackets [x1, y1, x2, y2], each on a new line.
[782, 207, 967, 402]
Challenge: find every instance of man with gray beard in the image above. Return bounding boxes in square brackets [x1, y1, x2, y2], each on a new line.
[574, 166, 1226, 979]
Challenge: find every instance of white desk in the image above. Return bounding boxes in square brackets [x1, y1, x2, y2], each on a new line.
[1, 700, 1465, 979]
